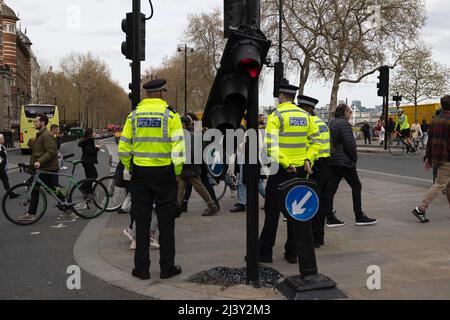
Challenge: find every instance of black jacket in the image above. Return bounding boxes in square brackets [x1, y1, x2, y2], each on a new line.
[78, 138, 99, 165]
[330, 117, 358, 168]
[362, 123, 371, 135]
[181, 130, 201, 177]
[0, 145, 7, 173]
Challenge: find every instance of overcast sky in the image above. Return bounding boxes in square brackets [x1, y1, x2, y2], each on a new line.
[10, 0, 450, 109]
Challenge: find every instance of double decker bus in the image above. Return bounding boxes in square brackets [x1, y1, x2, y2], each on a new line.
[20, 104, 60, 153]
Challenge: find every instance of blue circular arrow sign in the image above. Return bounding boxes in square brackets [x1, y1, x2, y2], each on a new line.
[285, 185, 319, 222]
[206, 146, 224, 178]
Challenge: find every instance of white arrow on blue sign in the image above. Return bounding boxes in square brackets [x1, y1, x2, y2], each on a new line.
[285, 185, 319, 222]
[206, 146, 225, 178]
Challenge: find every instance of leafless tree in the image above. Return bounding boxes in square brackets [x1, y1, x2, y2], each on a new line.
[392, 44, 450, 121]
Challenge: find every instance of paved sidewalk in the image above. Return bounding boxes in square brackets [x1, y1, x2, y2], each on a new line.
[73, 155, 450, 300]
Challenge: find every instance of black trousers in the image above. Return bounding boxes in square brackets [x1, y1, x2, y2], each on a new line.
[81, 163, 98, 194]
[131, 165, 179, 274]
[29, 172, 57, 215]
[259, 167, 308, 259]
[327, 166, 363, 218]
[364, 133, 371, 145]
[311, 159, 332, 244]
[0, 170, 11, 191]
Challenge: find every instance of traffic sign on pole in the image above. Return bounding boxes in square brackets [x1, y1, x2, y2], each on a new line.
[285, 185, 319, 222]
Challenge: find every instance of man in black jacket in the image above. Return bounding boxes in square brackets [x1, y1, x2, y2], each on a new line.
[177, 116, 219, 217]
[361, 121, 372, 145]
[326, 104, 377, 227]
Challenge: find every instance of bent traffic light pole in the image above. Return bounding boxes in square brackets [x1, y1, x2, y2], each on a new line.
[203, 27, 270, 283]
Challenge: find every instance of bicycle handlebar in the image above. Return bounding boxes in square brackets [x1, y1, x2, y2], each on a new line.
[18, 163, 35, 175]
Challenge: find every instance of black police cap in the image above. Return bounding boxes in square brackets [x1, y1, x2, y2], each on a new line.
[297, 95, 319, 109]
[278, 83, 299, 96]
[143, 79, 167, 92]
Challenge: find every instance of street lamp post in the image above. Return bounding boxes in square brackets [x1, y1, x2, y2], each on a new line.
[178, 44, 194, 115]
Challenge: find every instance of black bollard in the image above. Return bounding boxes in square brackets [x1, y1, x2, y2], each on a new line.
[278, 178, 337, 293]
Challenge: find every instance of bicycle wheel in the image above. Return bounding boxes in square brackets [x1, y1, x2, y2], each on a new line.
[212, 178, 228, 201]
[388, 138, 406, 156]
[99, 176, 127, 212]
[2, 183, 47, 226]
[68, 179, 109, 219]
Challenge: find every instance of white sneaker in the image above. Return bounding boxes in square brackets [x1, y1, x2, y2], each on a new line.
[123, 228, 134, 242]
[150, 235, 160, 250]
[130, 240, 136, 250]
[17, 214, 36, 222]
[58, 211, 78, 220]
[74, 203, 88, 210]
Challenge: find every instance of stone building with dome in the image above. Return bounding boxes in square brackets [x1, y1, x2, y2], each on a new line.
[0, 0, 38, 131]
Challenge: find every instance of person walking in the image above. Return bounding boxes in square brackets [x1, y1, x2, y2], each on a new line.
[119, 79, 185, 281]
[177, 116, 219, 217]
[181, 114, 219, 212]
[411, 120, 423, 140]
[375, 118, 385, 145]
[326, 104, 377, 227]
[18, 114, 59, 222]
[231, 121, 266, 213]
[78, 128, 100, 196]
[387, 118, 396, 144]
[0, 134, 19, 197]
[362, 121, 371, 145]
[297, 95, 331, 249]
[421, 119, 429, 146]
[412, 95, 450, 222]
[259, 83, 321, 264]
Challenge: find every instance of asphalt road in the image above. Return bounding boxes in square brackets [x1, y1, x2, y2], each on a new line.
[358, 151, 432, 180]
[0, 139, 149, 300]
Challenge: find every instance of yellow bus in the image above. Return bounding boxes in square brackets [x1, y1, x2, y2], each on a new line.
[20, 104, 60, 153]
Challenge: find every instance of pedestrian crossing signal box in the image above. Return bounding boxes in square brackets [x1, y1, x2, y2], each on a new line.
[277, 179, 319, 222]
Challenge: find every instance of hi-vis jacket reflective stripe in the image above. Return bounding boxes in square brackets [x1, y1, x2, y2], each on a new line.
[396, 114, 410, 131]
[310, 115, 331, 159]
[118, 99, 185, 175]
[265, 102, 321, 169]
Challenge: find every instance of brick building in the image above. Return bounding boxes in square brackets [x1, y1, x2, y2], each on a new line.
[0, 0, 36, 131]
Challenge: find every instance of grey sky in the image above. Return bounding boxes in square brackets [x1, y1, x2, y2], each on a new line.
[11, 0, 449, 110]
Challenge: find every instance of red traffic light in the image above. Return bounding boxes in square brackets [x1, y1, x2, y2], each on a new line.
[238, 58, 261, 78]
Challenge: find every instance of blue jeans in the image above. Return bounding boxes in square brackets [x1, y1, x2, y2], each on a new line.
[237, 164, 266, 205]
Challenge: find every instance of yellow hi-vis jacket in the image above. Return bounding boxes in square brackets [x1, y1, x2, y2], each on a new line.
[265, 102, 321, 169]
[396, 114, 410, 131]
[118, 99, 185, 175]
[310, 115, 331, 159]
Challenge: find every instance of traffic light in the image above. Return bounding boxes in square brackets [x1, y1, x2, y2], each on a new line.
[377, 66, 390, 97]
[121, 12, 146, 61]
[203, 29, 271, 131]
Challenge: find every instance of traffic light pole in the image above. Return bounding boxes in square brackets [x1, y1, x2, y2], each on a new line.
[384, 95, 389, 151]
[246, 81, 259, 283]
[131, 0, 141, 110]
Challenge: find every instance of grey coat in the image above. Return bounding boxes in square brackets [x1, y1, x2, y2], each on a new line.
[329, 117, 358, 168]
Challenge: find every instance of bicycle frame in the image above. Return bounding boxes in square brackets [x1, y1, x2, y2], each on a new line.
[25, 170, 85, 207]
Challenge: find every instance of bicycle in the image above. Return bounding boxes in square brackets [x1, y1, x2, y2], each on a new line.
[388, 133, 420, 156]
[2, 158, 109, 226]
[98, 161, 128, 212]
[208, 171, 238, 201]
[412, 136, 426, 152]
